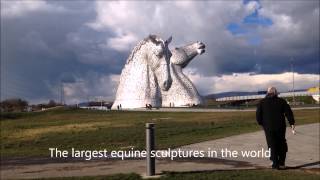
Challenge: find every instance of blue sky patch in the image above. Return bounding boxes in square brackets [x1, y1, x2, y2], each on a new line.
[227, 23, 247, 35]
[248, 35, 262, 45]
[243, 0, 259, 5]
[227, 0, 273, 45]
[243, 10, 273, 26]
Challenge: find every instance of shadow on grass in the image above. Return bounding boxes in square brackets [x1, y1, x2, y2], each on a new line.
[286, 161, 320, 169]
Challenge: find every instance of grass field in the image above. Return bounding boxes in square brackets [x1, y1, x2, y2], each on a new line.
[1, 108, 319, 157]
[43, 169, 320, 180]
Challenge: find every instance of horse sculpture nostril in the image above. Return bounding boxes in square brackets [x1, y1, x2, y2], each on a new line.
[164, 82, 168, 89]
[163, 79, 172, 91]
[169, 78, 172, 86]
[199, 44, 205, 49]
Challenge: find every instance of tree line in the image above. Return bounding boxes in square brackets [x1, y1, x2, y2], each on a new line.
[0, 98, 60, 112]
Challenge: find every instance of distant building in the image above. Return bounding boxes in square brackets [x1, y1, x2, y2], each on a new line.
[216, 88, 319, 103]
[308, 87, 320, 102]
[78, 101, 113, 110]
[258, 91, 267, 95]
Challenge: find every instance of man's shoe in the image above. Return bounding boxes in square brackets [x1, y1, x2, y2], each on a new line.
[278, 165, 286, 170]
[272, 164, 279, 169]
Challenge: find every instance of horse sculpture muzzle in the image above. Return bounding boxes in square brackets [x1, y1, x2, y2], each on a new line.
[157, 63, 172, 91]
[197, 42, 206, 55]
[162, 78, 172, 91]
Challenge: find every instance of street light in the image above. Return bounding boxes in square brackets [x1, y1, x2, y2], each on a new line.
[291, 60, 295, 105]
[60, 80, 84, 105]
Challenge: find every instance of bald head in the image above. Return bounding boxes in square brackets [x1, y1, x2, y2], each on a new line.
[267, 86, 278, 97]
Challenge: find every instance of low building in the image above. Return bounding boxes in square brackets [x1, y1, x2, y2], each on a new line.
[308, 87, 320, 102]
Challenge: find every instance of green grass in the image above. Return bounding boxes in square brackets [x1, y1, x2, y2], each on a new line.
[205, 96, 319, 109]
[42, 169, 320, 180]
[1, 108, 319, 157]
[284, 96, 318, 105]
[41, 173, 140, 180]
[161, 169, 320, 180]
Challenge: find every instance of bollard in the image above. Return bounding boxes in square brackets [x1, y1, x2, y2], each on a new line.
[146, 123, 155, 176]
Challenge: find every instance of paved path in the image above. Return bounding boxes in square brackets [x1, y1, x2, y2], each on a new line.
[1, 123, 319, 179]
[179, 123, 320, 168]
[122, 106, 319, 112]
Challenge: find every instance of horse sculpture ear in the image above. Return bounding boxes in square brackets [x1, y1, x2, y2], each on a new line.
[149, 34, 156, 40]
[165, 36, 172, 45]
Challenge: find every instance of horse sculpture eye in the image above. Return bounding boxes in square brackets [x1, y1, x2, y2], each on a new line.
[156, 52, 163, 58]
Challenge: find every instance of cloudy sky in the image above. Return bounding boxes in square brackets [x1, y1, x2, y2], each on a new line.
[1, 0, 319, 104]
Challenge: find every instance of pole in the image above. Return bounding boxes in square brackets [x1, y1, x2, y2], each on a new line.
[291, 62, 295, 105]
[146, 123, 155, 176]
[60, 81, 64, 105]
[100, 97, 102, 110]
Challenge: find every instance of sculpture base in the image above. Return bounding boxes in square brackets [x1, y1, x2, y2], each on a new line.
[111, 98, 161, 110]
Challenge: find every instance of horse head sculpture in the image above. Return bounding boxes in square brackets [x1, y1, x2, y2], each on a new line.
[162, 41, 206, 107]
[112, 35, 172, 109]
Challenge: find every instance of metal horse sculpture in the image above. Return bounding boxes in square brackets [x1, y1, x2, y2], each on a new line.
[112, 35, 172, 109]
[162, 42, 206, 107]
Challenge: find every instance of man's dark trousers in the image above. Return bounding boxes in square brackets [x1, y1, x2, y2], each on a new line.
[264, 127, 288, 166]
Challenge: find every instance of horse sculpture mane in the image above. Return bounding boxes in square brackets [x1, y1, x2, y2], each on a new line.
[126, 35, 169, 64]
[126, 37, 149, 64]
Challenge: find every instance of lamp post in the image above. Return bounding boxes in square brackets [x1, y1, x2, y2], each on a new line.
[291, 62, 295, 105]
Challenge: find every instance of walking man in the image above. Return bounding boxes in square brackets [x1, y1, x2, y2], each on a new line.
[256, 87, 295, 170]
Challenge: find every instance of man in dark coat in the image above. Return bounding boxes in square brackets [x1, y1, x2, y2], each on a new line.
[256, 87, 295, 170]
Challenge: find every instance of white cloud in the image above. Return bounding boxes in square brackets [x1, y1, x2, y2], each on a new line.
[20, 31, 52, 54]
[88, 1, 248, 51]
[107, 33, 138, 51]
[245, 1, 260, 14]
[60, 73, 119, 104]
[258, 1, 318, 53]
[87, 1, 318, 75]
[47, 73, 120, 104]
[1, 0, 66, 18]
[185, 68, 319, 95]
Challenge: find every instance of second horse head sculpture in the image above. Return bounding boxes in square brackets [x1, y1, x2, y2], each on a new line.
[162, 41, 206, 107]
